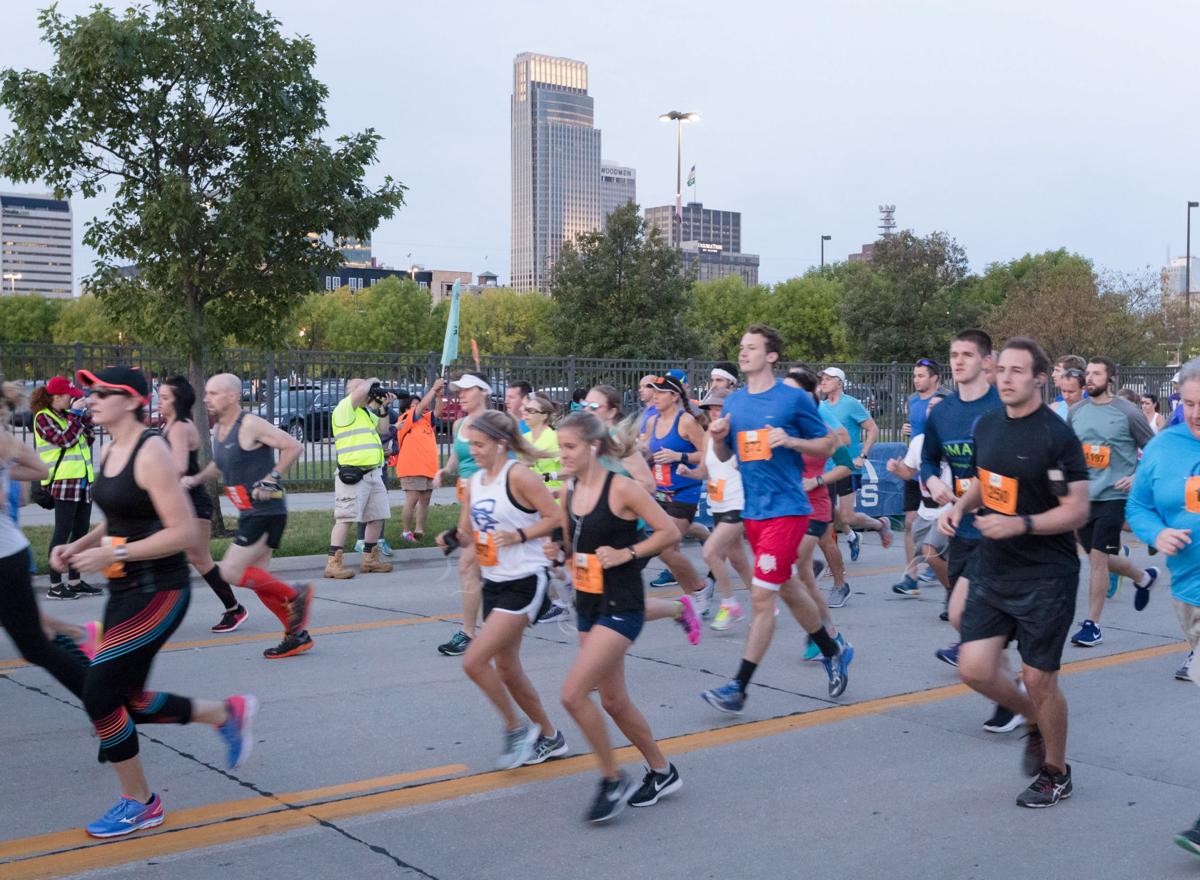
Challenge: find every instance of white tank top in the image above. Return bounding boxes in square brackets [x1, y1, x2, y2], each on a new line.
[468, 459, 546, 582]
[0, 463, 30, 557]
[704, 438, 744, 513]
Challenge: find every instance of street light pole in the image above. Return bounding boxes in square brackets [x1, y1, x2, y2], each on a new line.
[1187, 201, 1198, 324]
[659, 111, 699, 251]
[820, 234, 831, 269]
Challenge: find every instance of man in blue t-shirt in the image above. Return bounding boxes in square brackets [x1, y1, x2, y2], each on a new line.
[700, 324, 852, 715]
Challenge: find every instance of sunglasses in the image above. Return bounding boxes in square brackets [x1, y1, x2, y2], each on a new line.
[915, 359, 939, 369]
[1062, 369, 1085, 380]
[92, 388, 130, 400]
[525, 407, 550, 415]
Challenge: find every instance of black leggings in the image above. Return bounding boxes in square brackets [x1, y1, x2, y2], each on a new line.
[84, 587, 194, 764]
[0, 548, 88, 699]
[49, 498, 91, 585]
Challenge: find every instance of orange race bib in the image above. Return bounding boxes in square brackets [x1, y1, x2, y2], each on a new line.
[707, 479, 726, 503]
[1082, 444, 1111, 469]
[456, 478, 466, 503]
[954, 477, 973, 498]
[224, 485, 253, 511]
[979, 468, 1018, 516]
[1187, 476, 1200, 515]
[653, 462, 673, 488]
[474, 531, 498, 567]
[102, 536, 126, 580]
[573, 552, 604, 594]
[737, 429, 772, 462]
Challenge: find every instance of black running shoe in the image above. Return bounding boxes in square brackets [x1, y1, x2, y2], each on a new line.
[1016, 764, 1072, 808]
[629, 764, 682, 807]
[983, 704, 1024, 734]
[437, 630, 471, 656]
[70, 580, 103, 596]
[1022, 725, 1046, 777]
[47, 584, 79, 600]
[585, 772, 637, 823]
[1175, 816, 1200, 857]
[212, 605, 249, 634]
[523, 729, 569, 765]
[263, 630, 313, 659]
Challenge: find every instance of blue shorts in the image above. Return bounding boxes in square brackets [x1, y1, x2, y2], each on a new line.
[577, 609, 644, 642]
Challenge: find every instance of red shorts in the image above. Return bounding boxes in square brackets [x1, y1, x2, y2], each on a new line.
[742, 516, 810, 591]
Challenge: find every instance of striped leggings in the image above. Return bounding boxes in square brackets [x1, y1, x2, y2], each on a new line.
[83, 587, 194, 764]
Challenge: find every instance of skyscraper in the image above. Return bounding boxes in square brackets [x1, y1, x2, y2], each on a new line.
[511, 53, 602, 293]
[644, 202, 760, 285]
[0, 192, 73, 298]
[600, 162, 636, 228]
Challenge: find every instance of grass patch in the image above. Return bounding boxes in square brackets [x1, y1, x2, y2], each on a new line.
[22, 505, 462, 575]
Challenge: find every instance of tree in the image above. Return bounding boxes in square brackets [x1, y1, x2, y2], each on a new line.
[51, 294, 127, 344]
[460, 289, 555, 356]
[768, 272, 849, 363]
[548, 203, 700, 359]
[687, 276, 769, 360]
[0, 295, 63, 343]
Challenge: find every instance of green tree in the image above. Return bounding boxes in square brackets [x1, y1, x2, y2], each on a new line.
[320, 278, 437, 352]
[460, 289, 555, 356]
[687, 276, 769, 360]
[51, 294, 127, 344]
[0, 295, 63, 343]
[548, 203, 700, 358]
[768, 272, 849, 363]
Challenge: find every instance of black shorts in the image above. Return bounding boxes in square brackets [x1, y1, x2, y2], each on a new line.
[947, 536, 980, 585]
[711, 509, 742, 525]
[1078, 499, 1126, 555]
[806, 519, 830, 538]
[903, 480, 922, 513]
[234, 513, 287, 550]
[658, 498, 698, 523]
[960, 573, 1079, 672]
[831, 474, 861, 498]
[482, 571, 550, 625]
[189, 486, 213, 521]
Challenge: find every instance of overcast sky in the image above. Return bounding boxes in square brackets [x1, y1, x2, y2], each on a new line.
[3, 0, 1199, 293]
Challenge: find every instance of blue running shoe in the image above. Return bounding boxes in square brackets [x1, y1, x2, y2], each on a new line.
[822, 640, 853, 697]
[353, 539, 365, 554]
[649, 570, 678, 588]
[935, 642, 960, 668]
[701, 681, 746, 715]
[378, 538, 394, 557]
[802, 637, 821, 662]
[217, 694, 258, 771]
[86, 794, 165, 838]
[848, 530, 861, 562]
[892, 575, 920, 597]
[1108, 545, 1130, 598]
[1133, 566, 1159, 612]
[1070, 619, 1102, 647]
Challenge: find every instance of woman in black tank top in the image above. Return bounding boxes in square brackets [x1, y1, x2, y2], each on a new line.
[551, 412, 688, 823]
[54, 366, 257, 840]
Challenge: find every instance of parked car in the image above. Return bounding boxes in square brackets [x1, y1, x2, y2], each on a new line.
[273, 389, 337, 443]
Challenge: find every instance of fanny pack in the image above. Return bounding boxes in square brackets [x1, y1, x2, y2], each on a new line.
[337, 465, 373, 485]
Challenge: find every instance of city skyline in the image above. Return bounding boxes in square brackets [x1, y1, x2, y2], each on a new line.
[1, 0, 1197, 294]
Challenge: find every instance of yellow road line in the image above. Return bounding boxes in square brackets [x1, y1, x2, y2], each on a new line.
[1, 640, 1184, 879]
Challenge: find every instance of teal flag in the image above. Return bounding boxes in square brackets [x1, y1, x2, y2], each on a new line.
[440, 279, 461, 369]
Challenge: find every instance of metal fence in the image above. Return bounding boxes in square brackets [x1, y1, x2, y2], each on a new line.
[1, 343, 1180, 490]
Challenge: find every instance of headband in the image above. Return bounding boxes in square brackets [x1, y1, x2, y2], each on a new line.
[711, 368, 737, 385]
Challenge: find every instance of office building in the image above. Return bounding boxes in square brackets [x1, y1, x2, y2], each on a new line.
[644, 201, 759, 285]
[1163, 256, 1199, 297]
[511, 52, 602, 292]
[600, 162, 636, 228]
[0, 192, 73, 298]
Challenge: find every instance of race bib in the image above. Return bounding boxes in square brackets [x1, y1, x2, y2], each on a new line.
[737, 429, 772, 462]
[979, 468, 1018, 516]
[1082, 444, 1111, 469]
[573, 552, 604, 594]
[954, 477, 973, 498]
[474, 531, 498, 567]
[224, 485, 253, 511]
[1187, 476, 1200, 515]
[653, 462, 673, 488]
[103, 536, 126, 580]
[456, 478, 466, 503]
[707, 479, 726, 502]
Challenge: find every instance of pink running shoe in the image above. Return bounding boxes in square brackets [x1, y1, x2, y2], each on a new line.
[78, 621, 103, 661]
[675, 595, 701, 646]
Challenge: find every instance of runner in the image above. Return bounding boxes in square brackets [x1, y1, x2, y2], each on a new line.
[940, 339, 1090, 807]
[432, 371, 493, 656]
[637, 374, 658, 433]
[1068, 356, 1158, 646]
[1125, 356, 1200, 854]
[894, 358, 941, 594]
[394, 379, 444, 542]
[701, 325, 852, 714]
[522, 392, 562, 489]
[551, 411, 684, 822]
[438, 410, 568, 768]
[817, 367, 891, 559]
[59, 365, 255, 838]
[185, 373, 313, 659]
[1051, 365, 1086, 421]
[505, 380, 532, 433]
[158, 376, 245, 633]
[708, 361, 739, 394]
[582, 385, 655, 493]
[1139, 392, 1167, 435]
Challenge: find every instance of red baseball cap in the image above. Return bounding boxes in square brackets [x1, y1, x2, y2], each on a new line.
[45, 376, 83, 399]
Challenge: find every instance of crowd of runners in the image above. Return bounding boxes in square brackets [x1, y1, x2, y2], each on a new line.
[1, 327, 1198, 853]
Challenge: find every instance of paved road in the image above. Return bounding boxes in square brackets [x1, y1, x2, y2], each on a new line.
[1, 539, 1198, 879]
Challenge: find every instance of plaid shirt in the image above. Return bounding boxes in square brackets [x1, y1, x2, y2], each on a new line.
[34, 411, 95, 504]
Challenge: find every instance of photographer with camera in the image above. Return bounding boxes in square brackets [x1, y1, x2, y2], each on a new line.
[325, 378, 396, 579]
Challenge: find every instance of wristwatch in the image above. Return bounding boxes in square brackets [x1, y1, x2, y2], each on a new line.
[113, 544, 129, 561]
[815, 475, 825, 487]
[1022, 514, 1034, 535]
[628, 547, 638, 562]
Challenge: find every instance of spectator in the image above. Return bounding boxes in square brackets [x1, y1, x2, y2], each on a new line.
[394, 379, 444, 542]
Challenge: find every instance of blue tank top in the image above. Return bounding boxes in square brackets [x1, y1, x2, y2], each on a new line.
[647, 410, 701, 504]
[454, 418, 479, 478]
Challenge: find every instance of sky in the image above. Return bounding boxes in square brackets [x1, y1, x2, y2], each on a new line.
[2, 0, 1199, 293]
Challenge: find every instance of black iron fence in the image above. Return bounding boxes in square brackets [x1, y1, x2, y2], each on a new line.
[1, 343, 1180, 490]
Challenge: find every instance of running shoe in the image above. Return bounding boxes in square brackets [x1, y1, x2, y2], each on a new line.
[86, 794, 165, 838]
[710, 600, 743, 632]
[939, 593, 950, 622]
[263, 630, 313, 659]
[822, 638, 853, 698]
[811, 559, 826, 580]
[1177, 651, 1195, 682]
[892, 575, 920, 597]
[211, 605, 249, 634]
[217, 694, 258, 771]
[70, 579, 103, 596]
[1016, 764, 1072, 808]
[701, 680, 746, 715]
[1108, 545, 1130, 598]
[1175, 817, 1200, 858]
[918, 566, 939, 585]
[649, 570, 677, 588]
[287, 583, 314, 635]
[828, 583, 851, 609]
[935, 643, 960, 668]
[400, 530, 418, 544]
[1022, 725, 1046, 777]
[1070, 619, 1102, 647]
[524, 729, 568, 765]
[537, 602, 570, 625]
[497, 722, 540, 770]
[847, 530, 861, 562]
[437, 630, 471, 656]
[353, 539, 365, 554]
[78, 621, 103, 661]
[1133, 566, 1159, 612]
[47, 584, 79, 600]
[378, 538, 394, 557]
[586, 772, 638, 823]
[802, 636, 822, 662]
[629, 763, 682, 807]
[697, 575, 716, 619]
[675, 595, 701, 646]
[878, 517, 893, 549]
[983, 704, 1025, 734]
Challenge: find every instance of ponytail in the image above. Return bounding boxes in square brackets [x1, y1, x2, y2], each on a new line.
[468, 409, 549, 463]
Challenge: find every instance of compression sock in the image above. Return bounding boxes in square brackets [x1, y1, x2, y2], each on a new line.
[239, 567, 298, 629]
[809, 626, 839, 658]
[734, 659, 758, 692]
[200, 566, 237, 610]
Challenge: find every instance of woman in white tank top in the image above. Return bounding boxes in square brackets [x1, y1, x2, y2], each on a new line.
[439, 410, 569, 770]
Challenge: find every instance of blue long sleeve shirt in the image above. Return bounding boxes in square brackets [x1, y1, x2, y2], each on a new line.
[1126, 423, 1200, 606]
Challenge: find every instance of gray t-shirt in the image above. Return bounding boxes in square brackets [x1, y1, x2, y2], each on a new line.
[0, 464, 30, 557]
[1068, 397, 1154, 501]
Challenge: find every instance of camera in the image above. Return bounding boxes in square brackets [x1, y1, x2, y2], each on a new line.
[367, 383, 402, 406]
